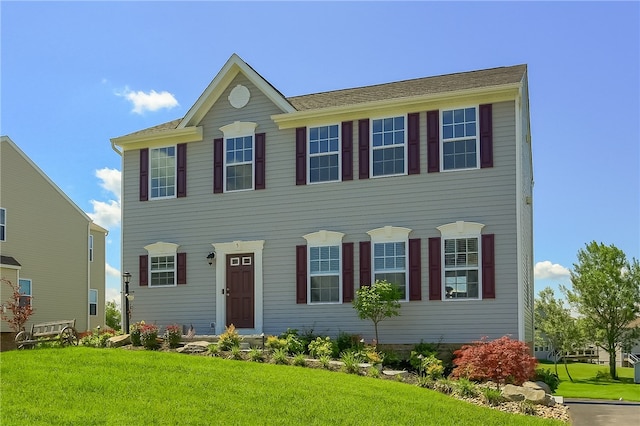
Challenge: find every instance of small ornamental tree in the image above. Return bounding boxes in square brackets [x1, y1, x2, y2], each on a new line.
[451, 336, 537, 387]
[1, 278, 35, 334]
[352, 280, 401, 344]
[105, 301, 121, 331]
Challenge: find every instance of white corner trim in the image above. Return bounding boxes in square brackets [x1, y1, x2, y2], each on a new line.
[367, 226, 411, 242]
[144, 242, 180, 256]
[219, 121, 258, 138]
[303, 230, 345, 246]
[437, 221, 485, 236]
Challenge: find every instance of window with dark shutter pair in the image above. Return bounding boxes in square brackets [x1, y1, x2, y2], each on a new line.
[214, 133, 266, 193]
[139, 252, 187, 286]
[296, 243, 354, 304]
[139, 144, 187, 201]
[296, 122, 354, 185]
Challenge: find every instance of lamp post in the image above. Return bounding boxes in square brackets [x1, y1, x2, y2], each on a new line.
[123, 271, 131, 332]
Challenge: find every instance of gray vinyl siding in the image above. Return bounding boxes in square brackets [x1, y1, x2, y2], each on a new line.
[122, 79, 525, 343]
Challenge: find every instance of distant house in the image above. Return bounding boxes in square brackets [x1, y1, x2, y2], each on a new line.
[0, 136, 107, 346]
[111, 54, 534, 346]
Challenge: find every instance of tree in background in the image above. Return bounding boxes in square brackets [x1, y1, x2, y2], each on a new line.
[535, 287, 585, 381]
[564, 242, 640, 379]
[1, 278, 35, 333]
[353, 280, 401, 344]
[105, 301, 121, 331]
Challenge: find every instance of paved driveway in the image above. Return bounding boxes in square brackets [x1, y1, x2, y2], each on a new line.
[565, 398, 640, 426]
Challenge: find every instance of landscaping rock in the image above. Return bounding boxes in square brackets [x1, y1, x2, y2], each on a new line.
[502, 383, 556, 406]
[523, 380, 552, 395]
[177, 341, 210, 354]
[382, 369, 409, 378]
[107, 334, 131, 348]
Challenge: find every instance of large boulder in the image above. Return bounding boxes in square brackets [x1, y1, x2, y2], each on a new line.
[107, 334, 131, 348]
[177, 341, 210, 354]
[523, 380, 552, 395]
[502, 383, 556, 406]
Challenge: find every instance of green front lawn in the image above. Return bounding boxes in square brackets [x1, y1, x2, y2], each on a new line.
[540, 361, 639, 401]
[1, 347, 564, 425]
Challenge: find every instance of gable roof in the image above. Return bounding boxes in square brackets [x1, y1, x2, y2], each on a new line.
[287, 64, 527, 111]
[113, 57, 527, 140]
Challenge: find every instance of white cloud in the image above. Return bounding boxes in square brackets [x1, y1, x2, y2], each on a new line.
[116, 86, 179, 114]
[106, 263, 120, 277]
[88, 168, 121, 229]
[105, 286, 121, 309]
[534, 261, 571, 280]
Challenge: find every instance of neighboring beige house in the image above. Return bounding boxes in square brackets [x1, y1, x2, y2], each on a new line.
[112, 54, 534, 346]
[0, 136, 107, 345]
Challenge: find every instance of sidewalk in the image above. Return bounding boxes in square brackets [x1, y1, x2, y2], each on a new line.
[565, 398, 640, 426]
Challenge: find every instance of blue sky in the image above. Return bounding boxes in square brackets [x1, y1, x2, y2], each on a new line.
[2, 1, 638, 305]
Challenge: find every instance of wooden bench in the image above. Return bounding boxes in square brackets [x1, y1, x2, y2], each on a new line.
[14, 319, 78, 349]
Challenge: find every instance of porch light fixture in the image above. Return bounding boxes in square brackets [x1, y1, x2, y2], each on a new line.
[207, 252, 216, 265]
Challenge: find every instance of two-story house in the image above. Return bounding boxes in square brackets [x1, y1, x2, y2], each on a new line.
[0, 136, 108, 348]
[111, 54, 533, 346]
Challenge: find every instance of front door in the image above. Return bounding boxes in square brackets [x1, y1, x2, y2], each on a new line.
[226, 253, 255, 329]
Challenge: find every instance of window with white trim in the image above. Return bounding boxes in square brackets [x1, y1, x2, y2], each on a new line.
[437, 221, 484, 300]
[89, 235, 94, 262]
[0, 208, 5, 241]
[303, 230, 344, 304]
[442, 107, 478, 170]
[89, 289, 98, 316]
[18, 278, 32, 307]
[367, 226, 411, 300]
[308, 124, 340, 183]
[226, 135, 254, 191]
[220, 121, 257, 192]
[150, 146, 176, 198]
[144, 242, 179, 287]
[372, 116, 406, 177]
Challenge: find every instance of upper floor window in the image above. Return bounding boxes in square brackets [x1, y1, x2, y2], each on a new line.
[89, 289, 98, 316]
[442, 107, 478, 170]
[0, 208, 5, 241]
[18, 278, 32, 307]
[226, 136, 254, 191]
[367, 226, 411, 301]
[150, 146, 176, 198]
[309, 125, 340, 183]
[372, 116, 406, 177]
[88, 235, 94, 262]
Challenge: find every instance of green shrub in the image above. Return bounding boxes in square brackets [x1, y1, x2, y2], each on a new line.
[217, 324, 241, 351]
[595, 370, 612, 381]
[228, 346, 243, 360]
[129, 321, 145, 346]
[336, 331, 363, 354]
[164, 324, 182, 349]
[80, 328, 118, 348]
[292, 353, 306, 366]
[481, 387, 505, 406]
[340, 350, 361, 374]
[367, 366, 380, 379]
[534, 368, 560, 392]
[248, 348, 264, 362]
[433, 378, 455, 394]
[416, 376, 435, 389]
[140, 324, 159, 350]
[518, 400, 537, 416]
[271, 348, 288, 365]
[279, 329, 305, 355]
[454, 378, 479, 398]
[380, 349, 402, 369]
[265, 335, 288, 352]
[318, 354, 331, 369]
[308, 336, 333, 358]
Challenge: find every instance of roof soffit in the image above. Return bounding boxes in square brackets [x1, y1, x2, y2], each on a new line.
[179, 54, 295, 128]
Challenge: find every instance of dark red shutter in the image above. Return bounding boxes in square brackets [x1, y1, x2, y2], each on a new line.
[177, 252, 187, 285]
[427, 110, 440, 173]
[213, 138, 223, 193]
[177, 143, 187, 198]
[359, 241, 371, 287]
[295, 127, 307, 185]
[358, 119, 370, 179]
[296, 245, 307, 303]
[480, 104, 493, 168]
[408, 113, 420, 175]
[139, 255, 148, 287]
[341, 121, 353, 181]
[428, 237, 441, 300]
[139, 148, 149, 201]
[255, 133, 266, 190]
[409, 238, 422, 301]
[342, 242, 354, 303]
[482, 234, 495, 298]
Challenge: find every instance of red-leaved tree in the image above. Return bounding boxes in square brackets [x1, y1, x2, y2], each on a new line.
[451, 335, 537, 387]
[1, 278, 35, 333]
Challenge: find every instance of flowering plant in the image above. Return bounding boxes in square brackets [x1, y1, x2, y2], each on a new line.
[140, 323, 159, 350]
[129, 320, 145, 346]
[164, 324, 182, 348]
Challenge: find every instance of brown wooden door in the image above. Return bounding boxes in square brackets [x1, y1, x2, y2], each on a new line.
[226, 254, 255, 329]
